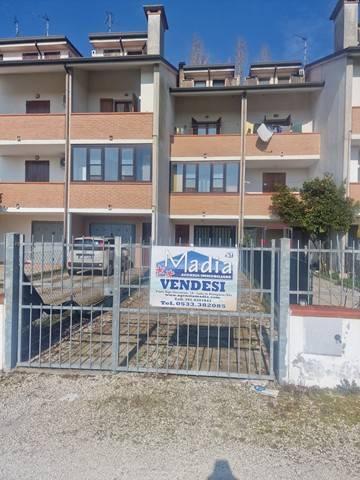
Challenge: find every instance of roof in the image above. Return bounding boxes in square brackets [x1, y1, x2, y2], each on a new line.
[0, 35, 82, 56]
[143, 5, 169, 30]
[329, 0, 359, 21]
[250, 61, 303, 69]
[305, 45, 360, 69]
[89, 32, 147, 41]
[182, 63, 235, 71]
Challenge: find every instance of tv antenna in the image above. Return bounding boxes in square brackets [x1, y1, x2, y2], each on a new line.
[105, 11, 114, 32]
[14, 16, 20, 37]
[295, 34, 308, 65]
[41, 14, 50, 36]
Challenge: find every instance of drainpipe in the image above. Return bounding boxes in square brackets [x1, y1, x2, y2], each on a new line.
[63, 65, 72, 247]
[34, 41, 42, 59]
[238, 92, 247, 245]
[151, 64, 160, 245]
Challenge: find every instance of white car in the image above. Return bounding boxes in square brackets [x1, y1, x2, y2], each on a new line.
[67, 237, 115, 275]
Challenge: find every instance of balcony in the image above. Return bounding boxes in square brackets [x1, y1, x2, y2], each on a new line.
[170, 134, 242, 158]
[170, 193, 275, 218]
[349, 183, 360, 202]
[0, 114, 65, 142]
[352, 108, 360, 135]
[246, 133, 320, 158]
[0, 182, 64, 209]
[69, 182, 152, 210]
[71, 113, 153, 140]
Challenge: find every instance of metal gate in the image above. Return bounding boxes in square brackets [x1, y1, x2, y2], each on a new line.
[17, 237, 277, 380]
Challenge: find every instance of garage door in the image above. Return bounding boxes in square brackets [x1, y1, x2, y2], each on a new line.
[31, 221, 63, 242]
[89, 223, 136, 243]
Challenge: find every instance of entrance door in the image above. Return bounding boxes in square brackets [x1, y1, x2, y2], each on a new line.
[26, 100, 50, 114]
[25, 161, 49, 182]
[175, 225, 190, 245]
[262, 172, 286, 193]
[89, 223, 136, 243]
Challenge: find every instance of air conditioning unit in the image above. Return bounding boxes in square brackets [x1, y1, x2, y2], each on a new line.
[91, 49, 97, 57]
[60, 157, 65, 168]
[299, 68, 305, 77]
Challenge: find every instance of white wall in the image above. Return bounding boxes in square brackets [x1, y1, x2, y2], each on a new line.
[350, 146, 360, 182]
[72, 70, 89, 112]
[140, 66, 154, 112]
[0, 302, 3, 372]
[247, 92, 315, 133]
[0, 73, 66, 113]
[0, 156, 64, 182]
[174, 96, 242, 134]
[352, 63, 360, 106]
[287, 314, 360, 389]
[0, 214, 63, 240]
[308, 56, 350, 183]
[245, 168, 309, 192]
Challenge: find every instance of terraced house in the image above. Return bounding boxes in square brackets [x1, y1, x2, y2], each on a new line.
[0, 0, 360, 247]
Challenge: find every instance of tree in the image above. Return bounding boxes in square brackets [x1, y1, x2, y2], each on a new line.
[258, 44, 271, 62]
[189, 34, 209, 65]
[234, 37, 248, 82]
[271, 175, 360, 244]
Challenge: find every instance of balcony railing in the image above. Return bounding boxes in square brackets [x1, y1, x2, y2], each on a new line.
[171, 134, 242, 157]
[244, 193, 273, 217]
[69, 182, 152, 210]
[71, 113, 153, 140]
[0, 114, 65, 141]
[352, 107, 360, 134]
[0, 182, 64, 208]
[246, 132, 320, 157]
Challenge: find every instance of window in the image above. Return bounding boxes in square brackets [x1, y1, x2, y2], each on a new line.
[25, 161, 49, 182]
[212, 79, 225, 87]
[226, 163, 239, 192]
[258, 77, 271, 85]
[171, 162, 240, 193]
[104, 147, 119, 181]
[71, 145, 152, 182]
[26, 100, 50, 114]
[22, 52, 39, 60]
[121, 148, 134, 180]
[115, 101, 132, 112]
[0, 54, 3, 61]
[262, 172, 286, 193]
[212, 164, 224, 192]
[184, 164, 197, 192]
[192, 118, 221, 135]
[89, 148, 102, 180]
[103, 49, 121, 57]
[278, 76, 290, 84]
[44, 51, 61, 59]
[171, 163, 184, 192]
[198, 163, 211, 192]
[194, 80, 206, 87]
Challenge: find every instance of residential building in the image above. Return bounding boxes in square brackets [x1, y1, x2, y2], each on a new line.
[0, 1, 359, 247]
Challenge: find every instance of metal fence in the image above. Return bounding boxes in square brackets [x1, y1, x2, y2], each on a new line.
[15, 237, 278, 380]
[290, 241, 360, 308]
[0, 234, 5, 295]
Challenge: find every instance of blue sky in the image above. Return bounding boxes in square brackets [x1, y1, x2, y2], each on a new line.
[0, 0, 336, 68]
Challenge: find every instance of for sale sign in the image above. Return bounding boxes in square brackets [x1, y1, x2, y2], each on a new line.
[150, 246, 238, 311]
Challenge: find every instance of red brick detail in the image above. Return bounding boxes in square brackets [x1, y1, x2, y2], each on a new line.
[349, 183, 360, 202]
[0, 182, 64, 208]
[0, 114, 65, 140]
[246, 133, 320, 156]
[70, 182, 152, 209]
[170, 135, 242, 157]
[71, 113, 153, 140]
[352, 107, 360, 134]
[291, 305, 360, 320]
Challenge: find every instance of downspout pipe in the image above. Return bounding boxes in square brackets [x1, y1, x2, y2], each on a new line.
[63, 64, 72, 249]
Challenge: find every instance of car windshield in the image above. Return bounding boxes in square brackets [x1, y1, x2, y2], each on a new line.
[73, 239, 110, 251]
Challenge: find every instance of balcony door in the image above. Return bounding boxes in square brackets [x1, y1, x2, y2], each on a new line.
[26, 100, 50, 114]
[262, 172, 286, 193]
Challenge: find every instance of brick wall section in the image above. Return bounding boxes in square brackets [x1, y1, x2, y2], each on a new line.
[0, 114, 65, 140]
[246, 133, 320, 156]
[170, 135, 242, 157]
[0, 183, 64, 208]
[70, 183, 152, 209]
[352, 107, 360, 134]
[350, 183, 360, 201]
[170, 193, 273, 216]
[71, 113, 153, 140]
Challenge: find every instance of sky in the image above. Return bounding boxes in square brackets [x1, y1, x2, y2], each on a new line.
[0, 0, 336, 69]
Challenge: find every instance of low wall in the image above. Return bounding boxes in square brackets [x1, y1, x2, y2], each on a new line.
[287, 306, 360, 389]
[0, 294, 4, 371]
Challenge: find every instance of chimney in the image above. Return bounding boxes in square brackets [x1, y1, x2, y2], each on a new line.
[144, 5, 168, 56]
[330, 0, 359, 51]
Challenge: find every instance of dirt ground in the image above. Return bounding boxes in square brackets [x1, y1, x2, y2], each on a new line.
[0, 371, 359, 480]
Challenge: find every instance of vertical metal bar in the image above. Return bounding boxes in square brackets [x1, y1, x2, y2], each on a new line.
[49, 305, 53, 367]
[90, 305, 94, 370]
[269, 240, 275, 377]
[59, 307, 63, 367]
[17, 236, 24, 365]
[28, 303, 33, 366]
[111, 236, 122, 371]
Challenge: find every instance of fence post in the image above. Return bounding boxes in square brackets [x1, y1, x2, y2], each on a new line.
[4, 233, 22, 370]
[276, 237, 290, 384]
[112, 236, 122, 372]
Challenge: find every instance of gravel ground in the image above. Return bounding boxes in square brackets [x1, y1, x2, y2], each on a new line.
[0, 371, 359, 480]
